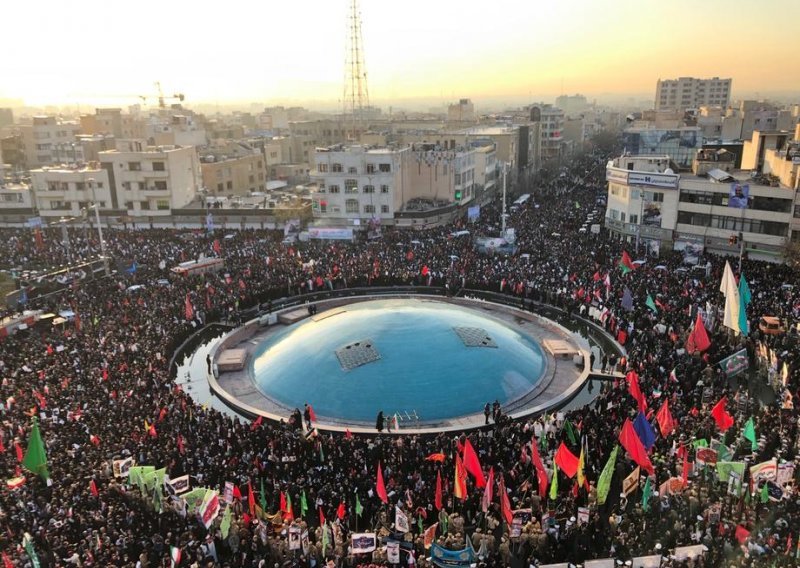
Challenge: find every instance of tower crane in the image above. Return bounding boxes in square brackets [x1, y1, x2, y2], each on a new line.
[141, 82, 185, 109]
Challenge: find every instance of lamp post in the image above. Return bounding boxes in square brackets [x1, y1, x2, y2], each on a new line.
[88, 178, 109, 276]
[501, 163, 509, 234]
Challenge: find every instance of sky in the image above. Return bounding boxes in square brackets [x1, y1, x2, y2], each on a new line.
[3, 0, 798, 110]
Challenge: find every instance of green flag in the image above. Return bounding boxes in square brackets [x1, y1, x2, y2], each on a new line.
[259, 478, 268, 512]
[645, 294, 658, 313]
[715, 461, 746, 483]
[22, 417, 49, 481]
[563, 419, 578, 446]
[355, 493, 363, 517]
[322, 522, 330, 556]
[220, 505, 232, 539]
[22, 533, 41, 568]
[438, 509, 449, 534]
[743, 417, 757, 451]
[692, 439, 709, 450]
[417, 515, 423, 534]
[642, 476, 652, 512]
[597, 445, 619, 505]
[760, 482, 769, 504]
[300, 490, 308, 517]
[549, 463, 559, 501]
[182, 487, 209, 512]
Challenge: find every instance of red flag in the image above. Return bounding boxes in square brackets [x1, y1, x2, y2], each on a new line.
[530, 437, 549, 498]
[626, 370, 647, 412]
[158, 407, 168, 422]
[434, 470, 443, 510]
[686, 313, 711, 354]
[554, 442, 580, 478]
[345, 429, 353, 440]
[213, 239, 221, 254]
[592, 271, 601, 282]
[232, 485, 242, 501]
[656, 400, 675, 437]
[308, 405, 317, 423]
[250, 416, 263, 431]
[184, 294, 193, 321]
[177, 434, 185, 455]
[735, 525, 750, 544]
[319, 507, 326, 527]
[248, 481, 256, 516]
[102, 367, 109, 382]
[681, 446, 691, 488]
[3, 552, 14, 568]
[376, 462, 388, 503]
[620, 251, 635, 271]
[454, 455, 468, 500]
[425, 453, 446, 462]
[618, 419, 655, 475]
[462, 438, 486, 488]
[336, 502, 346, 520]
[15, 441, 23, 462]
[498, 474, 513, 525]
[711, 396, 734, 432]
[90, 479, 99, 497]
[89, 434, 101, 446]
[148, 423, 157, 438]
[0, 436, 5, 453]
[481, 467, 494, 513]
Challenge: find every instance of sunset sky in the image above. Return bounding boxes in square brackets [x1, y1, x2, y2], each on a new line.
[3, 0, 798, 109]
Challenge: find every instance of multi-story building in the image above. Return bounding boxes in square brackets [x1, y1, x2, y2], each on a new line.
[447, 99, 476, 122]
[310, 143, 477, 227]
[604, 152, 796, 262]
[555, 94, 590, 117]
[21, 116, 82, 167]
[200, 145, 266, 196]
[472, 143, 498, 203]
[0, 132, 27, 171]
[145, 114, 207, 147]
[0, 108, 13, 129]
[80, 108, 145, 139]
[99, 140, 202, 217]
[655, 77, 732, 111]
[622, 126, 703, 170]
[528, 104, 564, 162]
[30, 165, 112, 219]
[49, 135, 116, 165]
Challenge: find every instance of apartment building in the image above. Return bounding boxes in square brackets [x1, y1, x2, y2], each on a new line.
[99, 140, 202, 216]
[80, 108, 145, 139]
[30, 165, 112, 219]
[21, 116, 82, 167]
[447, 99, 476, 122]
[655, 77, 732, 111]
[201, 148, 265, 197]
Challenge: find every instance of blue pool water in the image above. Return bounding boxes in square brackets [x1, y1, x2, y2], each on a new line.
[250, 299, 546, 423]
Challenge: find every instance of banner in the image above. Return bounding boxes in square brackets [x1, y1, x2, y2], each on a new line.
[716, 461, 746, 484]
[577, 507, 590, 525]
[112, 457, 133, 478]
[695, 447, 718, 467]
[659, 477, 685, 495]
[623, 467, 640, 496]
[223, 481, 234, 504]
[429, 543, 476, 567]
[423, 524, 438, 550]
[728, 183, 749, 208]
[750, 459, 777, 483]
[351, 533, 377, 554]
[386, 541, 400, 564]
[776, 462, 795, 488]
[166, 475, 190, 495]
[718, 349, 749, 378]
[467, 205, 480, 222]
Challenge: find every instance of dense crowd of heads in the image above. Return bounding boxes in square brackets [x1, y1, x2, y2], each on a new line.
[1, 150, 799, 568]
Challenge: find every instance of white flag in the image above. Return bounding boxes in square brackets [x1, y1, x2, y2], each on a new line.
[395, 506, 409, 533]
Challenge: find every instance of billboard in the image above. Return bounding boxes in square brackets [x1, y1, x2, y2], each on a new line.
[729, 183, 749, 208]
[307, 227, 354, 241]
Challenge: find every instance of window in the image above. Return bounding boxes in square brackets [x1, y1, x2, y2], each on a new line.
[328, 185, 340, 194]
[366, 164, 376, 173]
[379, 163, 391, 172]
[249, 175, 255, 183]
[319, 202, 327, 213]
[270, 151, 278, 158]
[643, 191, 663, 202]
[630, 214, 639, 224]
[125, 201, 134, 210]
[217, 183, 223, 192]
[363, 185, 375, 193]
[332, 163, 343, 173]
[344, 179, 358, 194]
[620, 212, 626, 222]
[140, 201, 150, 210]
[75, 182, 86, 191]
[226, 181, 233, 190]
[318, 163, 328, 172]
[364, 204, 375, 214]
[152, 162, 165, 171]
[345, 199, 359, 213]
[95, 182, 104, 189]
[128, 162, 141, 171]
[348, 166, 357, 174]
[381, 205, 389, 214]
[153, 181, 168, 191]
[380, 185, 389, 194]
[156, 199, 170, 210]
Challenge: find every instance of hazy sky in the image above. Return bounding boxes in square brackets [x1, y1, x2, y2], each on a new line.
[4, 0, 798, 109]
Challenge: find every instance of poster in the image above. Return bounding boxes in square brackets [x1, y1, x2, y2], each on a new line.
[288, 527, 301, 550]
[577, 507, 590, 525]
[351, 533, 377, 554]
[112, 457, 133, 478]
[386, 541, 400, 564]
[728, 183, 749, 208]
[718, 349, 749, 378]
[642, 193, 663, 227]
[223, 481, 234, 504]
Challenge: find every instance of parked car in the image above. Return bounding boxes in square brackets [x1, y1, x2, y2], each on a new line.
[759, 316, 785, 335]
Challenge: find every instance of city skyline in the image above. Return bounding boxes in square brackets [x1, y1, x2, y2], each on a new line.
[3, 0, 799, 111]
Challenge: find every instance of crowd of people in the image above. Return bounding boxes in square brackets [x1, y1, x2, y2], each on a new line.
[1, 148, 799, 568]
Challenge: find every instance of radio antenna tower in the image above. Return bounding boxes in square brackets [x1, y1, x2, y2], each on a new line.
[343, 0, 370, 141]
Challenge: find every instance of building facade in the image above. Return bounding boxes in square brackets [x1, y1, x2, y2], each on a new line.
[201, 152, 265, 197]
[30, 166, 112, 219]
[21, 116, 82, 167]
[99, 140, 202, 216]
[655, 77, 732, 111]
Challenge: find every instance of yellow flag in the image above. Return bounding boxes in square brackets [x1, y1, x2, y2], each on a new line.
[144, 419, 150, 433]
[577, 447, 586, 489]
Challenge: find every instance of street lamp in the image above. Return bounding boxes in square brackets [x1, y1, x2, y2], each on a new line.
[88, 178, 109, 276]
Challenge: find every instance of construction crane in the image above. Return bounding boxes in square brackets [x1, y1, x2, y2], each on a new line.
[142, 82, 185, 109]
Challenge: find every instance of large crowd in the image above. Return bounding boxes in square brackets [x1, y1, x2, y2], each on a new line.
[1, 148, 799, 568]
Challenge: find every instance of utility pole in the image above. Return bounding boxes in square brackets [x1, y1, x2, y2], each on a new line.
[89, 179, 110, 276]
[501, 164, 508, 234]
